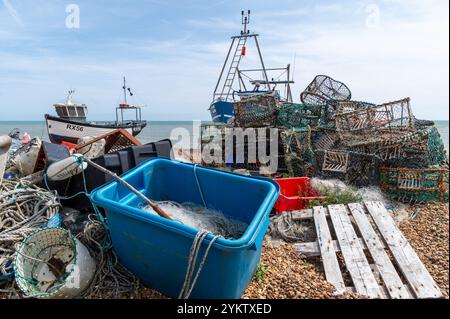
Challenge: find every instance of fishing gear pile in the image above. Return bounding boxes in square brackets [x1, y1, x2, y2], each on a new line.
[0, 179, 60, 280]
[201, 75, 448, 203]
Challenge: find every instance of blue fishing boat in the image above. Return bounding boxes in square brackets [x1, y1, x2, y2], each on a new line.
[209, 10, 294, 123]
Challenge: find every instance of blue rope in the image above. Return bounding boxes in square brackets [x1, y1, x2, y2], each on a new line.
[193, 164, 207, 208]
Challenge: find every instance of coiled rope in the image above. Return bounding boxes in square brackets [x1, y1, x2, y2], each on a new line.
[0, 179, 60, 277]
[77, 214, 139, 299]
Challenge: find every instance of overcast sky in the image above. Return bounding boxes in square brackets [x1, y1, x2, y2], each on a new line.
[0, 0, 448, 121]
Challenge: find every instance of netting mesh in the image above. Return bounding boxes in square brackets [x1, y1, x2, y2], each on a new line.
[14, 228, 77, 298]
[200, 124, 287, 173]
[205, 74, 448, 202]
[314, 150, 381, 186]
[276, 103, 322, 129]
[280, 128, 315, 177]
[381, 167, 449, 203]
[335, 98, 414, 135]
[232, 94, 278, 128]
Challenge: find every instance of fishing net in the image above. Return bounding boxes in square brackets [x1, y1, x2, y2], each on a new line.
[142, 201, 248, 239]
[276, 103, 322, 129]
[300, 75, 351, 105]
[232, 94, 278, 128]
[380, 167, 449, 203]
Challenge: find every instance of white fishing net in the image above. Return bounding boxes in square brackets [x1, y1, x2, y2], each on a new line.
[142, 201, 248, 239]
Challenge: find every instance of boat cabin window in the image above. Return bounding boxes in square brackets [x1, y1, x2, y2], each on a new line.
[76, 106, 86, 117]
[55, 106, 69, 117]
[68, 107, 77, 117]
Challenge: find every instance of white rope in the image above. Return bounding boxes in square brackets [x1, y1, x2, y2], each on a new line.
[178, 230, 221, 299]
[77, 214, 139, 299]
[0, 179, 60, 277]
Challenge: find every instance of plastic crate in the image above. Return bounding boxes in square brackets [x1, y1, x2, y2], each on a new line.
[273, 177, 325, 213]
[61, 139, 174, 211]
[90, 158, 279, 299]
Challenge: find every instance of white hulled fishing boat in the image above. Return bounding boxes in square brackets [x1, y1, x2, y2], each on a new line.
[45, 78, 147, 144]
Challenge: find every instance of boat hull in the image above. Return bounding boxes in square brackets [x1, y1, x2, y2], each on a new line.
[45, 114, 147, 144]
[209, 101, 234, 124]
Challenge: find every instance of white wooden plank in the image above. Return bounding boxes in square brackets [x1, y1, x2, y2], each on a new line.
[296, 241, 324, 257]
[328, 204, 382, 298]
[365, 201, 443, 299]
[295, 237, 387, 257]
[313, 206, 345, 293]
[348, 203, 412, 299]
[291, 209, 325, 220]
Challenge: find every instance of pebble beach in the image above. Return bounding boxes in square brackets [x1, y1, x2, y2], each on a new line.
[3, 202, 446, 299]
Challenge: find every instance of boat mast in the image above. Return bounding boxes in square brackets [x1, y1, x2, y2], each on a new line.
[123, 76, 128, 105]
[212, 10, 271, 102]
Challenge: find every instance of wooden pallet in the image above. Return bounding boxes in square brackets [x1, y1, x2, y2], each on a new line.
[295, 201, 443, 299]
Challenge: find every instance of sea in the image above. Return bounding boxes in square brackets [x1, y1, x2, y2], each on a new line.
[0, 120, 449, 152]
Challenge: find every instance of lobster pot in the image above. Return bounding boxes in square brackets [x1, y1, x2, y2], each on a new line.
[276, 103, 322, 130]
[14, 228, 96, 299]
[233, 94, 278, 128]
[314, 150, 381, 187]
[300, 75, 352, 105]
[380, 167, 449, 203]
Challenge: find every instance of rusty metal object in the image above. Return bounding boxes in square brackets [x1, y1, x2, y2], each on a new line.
[74, 129, 142, 156]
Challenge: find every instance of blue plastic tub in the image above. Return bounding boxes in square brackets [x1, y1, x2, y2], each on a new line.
[90, 158, 279, 299]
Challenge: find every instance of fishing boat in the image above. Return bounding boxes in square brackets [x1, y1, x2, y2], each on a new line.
[45, 78, 147, 144]
[209, 10, 294, 123]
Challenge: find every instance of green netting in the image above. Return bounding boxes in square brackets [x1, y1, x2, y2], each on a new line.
[276, 103, 322, 129]
[381, 168, 449, 203]
[378, 126, 448, 169]
[314, 150, 381, 186]
[426, 126, 448, 165]
[233, 94, 278, 128]
[281, 128, 315, 177]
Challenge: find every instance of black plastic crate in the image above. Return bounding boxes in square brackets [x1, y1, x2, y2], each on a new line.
[61, 139, 173, 211]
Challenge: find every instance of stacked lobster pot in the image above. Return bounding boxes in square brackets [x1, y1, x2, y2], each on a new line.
[201, 74, 448, 203]
[298, 75, 448, 201]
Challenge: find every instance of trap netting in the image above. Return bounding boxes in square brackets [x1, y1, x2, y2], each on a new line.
[335, 98, 414, 136]
[351, 126, 448, 168]
[300, 75, 352, 105]
[320, 100, 376, 129]
[233, 94, 278, 128]
[314, 150, 381, 186]
[200, 124, 287, 173]
[276, 103, 322, 130]
[15, 227, 96, 299]
[281, 128, 316, 177]
[380, 167, 449, 203]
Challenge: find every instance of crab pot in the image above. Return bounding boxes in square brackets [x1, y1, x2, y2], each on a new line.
[91, 158, 280, 299]
[14, 228, 96, 299]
